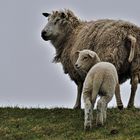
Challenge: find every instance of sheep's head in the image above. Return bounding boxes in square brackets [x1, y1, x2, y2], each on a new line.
[41, 9, 80, 41]
[75, 50, 100, 73]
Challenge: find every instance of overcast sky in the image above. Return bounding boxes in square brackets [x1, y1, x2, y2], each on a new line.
[0, 0, 139, 108]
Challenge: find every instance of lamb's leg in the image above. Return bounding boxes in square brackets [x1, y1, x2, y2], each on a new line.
[96, 98, 104, 126]
[83, 95, 93, 130]
[83, 83, 99, 130]
[96, 94, 113, 126]
[74, 83, 83, 109]
[128, 75, 138, 108]
[115, 83, 123, 110]
[83, 88, 93, 130]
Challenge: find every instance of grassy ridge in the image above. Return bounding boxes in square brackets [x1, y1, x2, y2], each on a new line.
[0, 107, 139, 140]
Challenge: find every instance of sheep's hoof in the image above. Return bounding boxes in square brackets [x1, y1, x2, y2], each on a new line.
[118, 105, 123, 110]
[127, 105, 135, 109]
[127, 103, 135, 109]
[73, 104, 81, 109]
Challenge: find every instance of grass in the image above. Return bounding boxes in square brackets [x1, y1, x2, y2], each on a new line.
[0, 107, 139, 140]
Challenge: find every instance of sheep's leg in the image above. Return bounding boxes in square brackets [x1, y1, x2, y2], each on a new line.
[96, 94, 113, 126]
[128, 75, 138, 108]
[74, 83, 83, 109]
[115, 83, 123, 110]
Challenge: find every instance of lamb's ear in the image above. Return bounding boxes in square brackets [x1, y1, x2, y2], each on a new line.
[88, 53, 95, 58]
[42, 13, 50, 17]
[75, 51, 80, 56]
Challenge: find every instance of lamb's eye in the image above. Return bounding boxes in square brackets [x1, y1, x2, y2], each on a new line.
[83, 56, 88, 60]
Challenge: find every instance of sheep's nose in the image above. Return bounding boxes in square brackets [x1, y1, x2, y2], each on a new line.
[41, 31, 49, 41]
[41, 31, 46, 38]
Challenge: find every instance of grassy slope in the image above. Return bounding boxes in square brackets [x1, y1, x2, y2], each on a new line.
[0, 107, 139, 140]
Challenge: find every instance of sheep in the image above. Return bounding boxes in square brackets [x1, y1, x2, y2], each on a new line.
[75, 50, 123, 130]
[41, 9, 140, 109]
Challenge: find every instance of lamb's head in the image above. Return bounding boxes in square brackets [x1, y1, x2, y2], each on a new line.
[41, 9, 80, 42]
[75, 50, 100, 73]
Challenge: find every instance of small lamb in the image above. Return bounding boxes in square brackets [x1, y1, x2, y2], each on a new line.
[75, 50, 123, 130]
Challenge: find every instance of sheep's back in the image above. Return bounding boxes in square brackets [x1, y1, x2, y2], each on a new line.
[70, 19, 140, 83]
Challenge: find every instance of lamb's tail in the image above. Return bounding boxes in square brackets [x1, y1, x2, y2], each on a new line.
[127, 35, 136, 63]
[115, 83, 123, 110]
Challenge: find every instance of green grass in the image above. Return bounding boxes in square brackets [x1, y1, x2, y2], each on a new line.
[0, 107, 139, 140]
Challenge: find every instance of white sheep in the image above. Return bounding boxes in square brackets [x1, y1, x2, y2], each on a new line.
[75, 50, 123, 130]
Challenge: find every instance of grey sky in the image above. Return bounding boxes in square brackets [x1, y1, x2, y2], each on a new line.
[0, 0, 139, 108]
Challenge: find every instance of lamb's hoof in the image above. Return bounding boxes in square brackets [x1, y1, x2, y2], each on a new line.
[73, 104, 81, 109]
[118, 105, 123, 110]
[84, 124, 92, 131]
[96, 122, 103, 127]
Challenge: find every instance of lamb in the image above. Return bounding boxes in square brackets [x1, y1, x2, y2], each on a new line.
[75, 50, 123, 130]
[41, 9, 140, 108]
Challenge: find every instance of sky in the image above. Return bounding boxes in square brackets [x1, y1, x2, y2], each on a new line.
[0, 0, 139, 108]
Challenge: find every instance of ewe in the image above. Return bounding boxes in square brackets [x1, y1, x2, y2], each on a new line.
[75, 50, 123, 130]
[41, 9, 139, 109]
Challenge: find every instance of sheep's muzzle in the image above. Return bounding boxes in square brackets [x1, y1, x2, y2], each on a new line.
[41, 31, 50, 41]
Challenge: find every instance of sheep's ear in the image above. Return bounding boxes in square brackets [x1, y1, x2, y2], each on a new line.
[42, 13, 50, 17]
